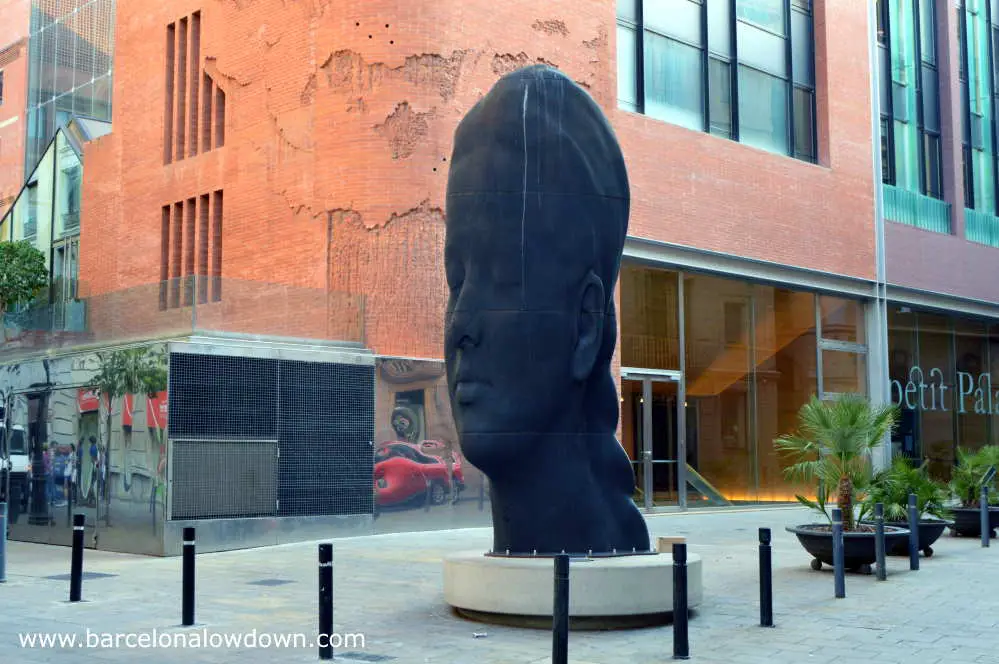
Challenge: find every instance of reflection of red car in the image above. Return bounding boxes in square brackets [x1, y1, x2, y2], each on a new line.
[374, 442, 464, 506]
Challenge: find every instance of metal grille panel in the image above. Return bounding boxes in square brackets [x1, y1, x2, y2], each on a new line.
[168, 351, 374, 520]
[278, 361, 374, 517]
[171, 440, 278, 520]
[169, 353, 278, 439]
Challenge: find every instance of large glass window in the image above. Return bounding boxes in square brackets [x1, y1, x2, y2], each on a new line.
[620, 264, 680, 370]
[738, 66, 789, 154]
[887, 306, 999, 482]
[685, 273, 755, 501]
[644, 32, 704, 131]
[754, 287, 817, 503]
[620, 263, 868, 506]
[959, 0, 999, 215]
[617, 0, 816, 162]
[880, 0, 944, 198]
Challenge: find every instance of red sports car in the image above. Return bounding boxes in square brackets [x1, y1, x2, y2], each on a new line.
[374, 442, 464, 507]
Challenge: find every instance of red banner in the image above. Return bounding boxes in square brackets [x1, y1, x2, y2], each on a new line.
[77, 389, 101, 413]
[122, 392, 169, 429]
[147, 392, 168, 429]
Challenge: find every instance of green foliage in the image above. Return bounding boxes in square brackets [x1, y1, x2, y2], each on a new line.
[864, 455, 951, 522]
[92, 346, 168, 400]
[949, 446, 999, 508]
[0, 240, 49, 315]
[775, 394, 899, 531]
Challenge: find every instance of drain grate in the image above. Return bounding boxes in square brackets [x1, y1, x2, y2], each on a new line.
[45, 572, 118, 581]
[247, 579, 295, 587]
[338, 654, 395, 662]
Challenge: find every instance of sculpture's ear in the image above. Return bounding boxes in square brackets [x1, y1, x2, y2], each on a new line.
[572, 270, 605, 382]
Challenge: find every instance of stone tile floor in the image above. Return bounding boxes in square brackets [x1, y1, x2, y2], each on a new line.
[2, 507, 998, 663]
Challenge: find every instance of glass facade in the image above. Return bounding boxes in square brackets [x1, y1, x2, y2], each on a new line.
[0, 126, 85, 329]
[878, 0, 944, 198]
[617, 0, 816, 161]
[619, 264, 869, 506]
[958, 0, 998, 214]
[24, 0, 116, 176]
[888, 306, 999, 481]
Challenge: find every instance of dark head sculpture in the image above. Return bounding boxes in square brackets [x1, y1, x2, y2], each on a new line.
[444, 65, 650, 555]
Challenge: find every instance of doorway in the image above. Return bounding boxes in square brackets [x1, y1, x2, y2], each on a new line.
[622, 369, 686, 509]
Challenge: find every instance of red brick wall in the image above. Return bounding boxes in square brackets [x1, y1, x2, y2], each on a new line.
[80, 0, 873, 359]
[0, 0, 30, 221]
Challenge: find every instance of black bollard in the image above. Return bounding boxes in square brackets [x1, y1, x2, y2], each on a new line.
[673, 543, 690, 660]
[318, 543, 334, 661]
[552, 553, 569, 664]
[831, 508, 845, 599]
[182, 527, 196, 626]
[982, 485, 990, 548]
[874, 502, 886, 581]
[758, 528, 773, 627]
[907, 494, 919, 570]
[69, 513, 85, 602]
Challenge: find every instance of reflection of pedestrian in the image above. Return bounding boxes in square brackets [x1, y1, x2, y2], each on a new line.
[88, 436, 99, 503]
[64, 445, 76, 505]
[42, 444, 56, 505]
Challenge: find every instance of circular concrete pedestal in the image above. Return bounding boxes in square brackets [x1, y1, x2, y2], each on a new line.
[443, 551, 703, 630]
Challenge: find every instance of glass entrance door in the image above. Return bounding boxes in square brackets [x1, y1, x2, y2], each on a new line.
[622, 370, 685, 509]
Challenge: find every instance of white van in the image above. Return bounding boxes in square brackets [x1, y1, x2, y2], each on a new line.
[1, 422, 30, 523]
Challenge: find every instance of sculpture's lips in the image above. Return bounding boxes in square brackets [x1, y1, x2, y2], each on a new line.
[455, 381, 488, 404]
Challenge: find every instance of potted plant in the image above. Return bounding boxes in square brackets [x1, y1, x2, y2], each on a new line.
[777, 395, 910, 573]
[861, 455, 951, 557]
[948, 445, 999, 538]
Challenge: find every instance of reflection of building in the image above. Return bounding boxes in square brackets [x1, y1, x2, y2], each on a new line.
[1, 341, 377, 555]
[0, 118, 109, 334]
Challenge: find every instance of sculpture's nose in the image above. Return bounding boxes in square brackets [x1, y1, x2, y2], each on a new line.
[448, 309, 480, 350]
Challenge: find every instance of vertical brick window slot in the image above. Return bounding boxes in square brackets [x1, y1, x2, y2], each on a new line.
[160, 205, 170, 310]
[176, 17, 188, 161]
[171, 201, 183, 308]
[164, 23, 175, 164]
[202, 74, 213, 153]
[215, 87, 226, 148]
[211, 190, 223, 302]
[184, 197, 196, 306]
[189, 12, 201, 157]
[198, 193, 209, 304]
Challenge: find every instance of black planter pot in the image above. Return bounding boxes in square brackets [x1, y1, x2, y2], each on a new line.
[949, 507, 999, 538]
[786, 524, 911, 573]
[882, 520, 950, 557]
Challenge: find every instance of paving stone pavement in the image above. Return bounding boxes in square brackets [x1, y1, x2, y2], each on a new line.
[2, 506, 999, 663]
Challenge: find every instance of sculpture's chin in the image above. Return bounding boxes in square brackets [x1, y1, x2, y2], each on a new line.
[455, 431, 522, 478]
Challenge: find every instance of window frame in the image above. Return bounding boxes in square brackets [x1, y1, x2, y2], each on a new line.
[616, 0, 816, 163]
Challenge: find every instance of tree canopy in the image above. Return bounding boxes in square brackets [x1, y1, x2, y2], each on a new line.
[0, 240, 49, 316]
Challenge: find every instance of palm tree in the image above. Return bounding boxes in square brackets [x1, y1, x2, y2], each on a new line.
[775, 394, 899, 531]
[91, 346, 168, 524]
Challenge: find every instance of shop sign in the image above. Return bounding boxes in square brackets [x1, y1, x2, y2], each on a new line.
[891, 366, 999, 415]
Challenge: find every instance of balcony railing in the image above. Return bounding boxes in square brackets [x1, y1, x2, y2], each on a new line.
[0, 278, 366, 362]
[965, 208, 999, 248]
[882, 184, 952, 234]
